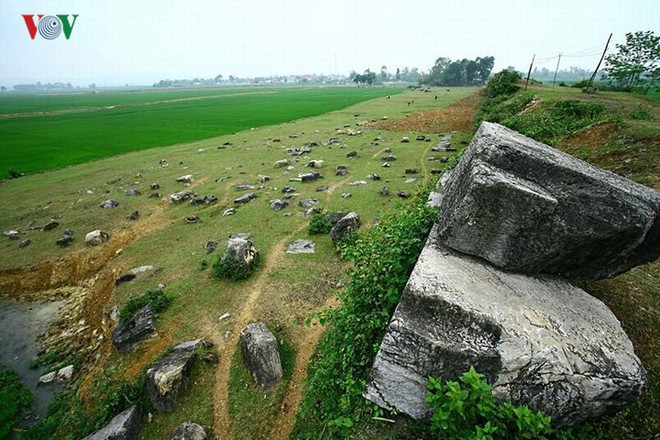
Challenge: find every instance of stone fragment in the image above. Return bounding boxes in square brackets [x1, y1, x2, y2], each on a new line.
[287, 239, 316, 254]
[437, 122, 660, 280]
[170, 190, 195, 204]
[4, 230, 19, 240]
[112, 306, 157, 352]
[19, 239, 31, 248]
[365, 225, 646, 427]
[125, 188, 141, 196]
[298, 199, 318, 209]
[379, 186, 390, 196]
[176, 175, 193, 183]
[382, 155, 397, 162]
[270, 199, 289, 211]
[330, 212, 360, 245]
[85, 230, 109, 246]
[240, 323, 283, 388]
[234, 193, 257, 204]
[147, 350, 197, 412]
[81, 406, 142, 440]
[99, 199, 119, 208]
[42, 221, 59, 231]
[170, 422, 207, 440]
[222, 208, 235, 216]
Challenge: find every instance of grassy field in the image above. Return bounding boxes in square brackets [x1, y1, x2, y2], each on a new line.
[0, 86, 401, 175]
[0, 86, 478, 439]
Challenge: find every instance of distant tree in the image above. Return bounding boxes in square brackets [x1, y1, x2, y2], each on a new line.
[229, 75, 235, 82]
[605, 31, 660, 88]
[423, 56, 494, 86]
[0, 86, 5, 92]
[475, 56, 495, 83]
[395, 67, 401, 80]
[380, 65, 388, 82]
[215, 74, 223, 82]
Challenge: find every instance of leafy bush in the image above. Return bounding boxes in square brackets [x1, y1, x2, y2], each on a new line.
[503, 100, 609, 145]
[308, 213, 332, 234]
[475, 91, 535, 127]
[630, 103, 653, 120]
[292, 188, 436, 438]
[119, 289, 171, 322]
[427, 367, 553, 440]
[0, 367, 33, 439]
[212, 252, 258, 281]
[485, 70, 522, 98]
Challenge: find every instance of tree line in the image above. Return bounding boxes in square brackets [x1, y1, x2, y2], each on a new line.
[420, 56, 495, 86]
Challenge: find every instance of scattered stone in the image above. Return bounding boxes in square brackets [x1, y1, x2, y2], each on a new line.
[127, 210, 139, 220]
[185, 215, 200, 224]
[281, 186, 297, 194]
[346, 151, 358, 158]
[222, 208, 236, 216]
[170, 422, 207, 440]
[169, 190, 195, 204]
[415, 134, 426, 141]
[274, 159, 289, 168]
[4, 230, 19, 240]
[234, 193, 257, 204]
[367, 173, 381, 181]
[203, 353, 219, 364]
[38, 366, 72, 385]
[217, 235, 259, 275]
[146, 350, 197, 412]
[401, 136, 410, 143]
[341, 193, 352, 199]
[379, 186, 390, 196]
[298, 199, 319, 209]
[99, 199, 119, 208]
[430, 168, 443, 175]
[405, 168, 418, 174]
[176, 175, 193, 184]
[125, 188, 141, 196]
[240, 323, 283, 388]
[149, 192, 161, 199]
[81, 406, 142, 440]
[270, 199, 289, 211]
[128, 265, 155, 276]
[115, 273, 137, 285]
[427, 156, 438, 161]
[382, 155, 397, 162]
[258, 175, 271, 183]
[150, 183, 160, 190]
[398, 191, 411, 198]
[197, 148, 207, 153]
[112, 306, 158, 352]
[316, 186, 328, 192]
[364, 226, 647, 427]
[405, 178, 417, 184]
[306, 160, 325, 168]
[19, 239, 31, 248]
[349, 180, 367, 186]
[234, 184, 256, 191]
[299, 172, 321, 182]
[325, 211, 348, 224]
[335, 166, 348, 176]
[382, 162, 391, 168]
[437, 121, 660, 280]
[328, 137, 341, 145]
[223, 141, 233, 146]
[330, 212, 360, 245]
[218, 313, 231, 321]
[204, 241, 218, 253]
[42, 221, 59, 231]
[440, 157, 449, 163]
[287, 239, 316, 254]
[85, 230, 110, 246]
[56, 229, 74, 247]
[173, 339, 206, 352]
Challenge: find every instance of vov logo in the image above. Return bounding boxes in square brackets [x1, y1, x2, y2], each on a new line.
[22, 15, 79, 40]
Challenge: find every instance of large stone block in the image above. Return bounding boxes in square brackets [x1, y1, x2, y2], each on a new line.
[364, 225, 646, 427]
[146, 350, 197, 412]
[240, 322, 283, 388]
[81, 405, 142, 440]
[437, 122, 660, 280]
[111, 306, 157, 352]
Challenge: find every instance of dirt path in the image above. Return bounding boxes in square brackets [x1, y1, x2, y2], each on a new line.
[268, 295, 340, 440]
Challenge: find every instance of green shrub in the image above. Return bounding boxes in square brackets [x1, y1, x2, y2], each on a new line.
[427, 366, 553, 440]
[485, 70, 522, 98]
[119, 289, 171, 322]
[503, 99, 609, 145]
[629, 104, 653, 120]
[308, 213, 332, 234]
[292, 187, 436, 438]
[475, 91, 534, 127]
[0, 367, 33, 439]
[212, 252, 258, 281]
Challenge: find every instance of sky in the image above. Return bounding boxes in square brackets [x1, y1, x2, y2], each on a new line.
[0, 0, 658, 87]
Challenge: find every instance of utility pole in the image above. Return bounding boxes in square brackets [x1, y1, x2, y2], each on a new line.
[524, 54, 535, 91]
[552, 54, 562, 90]
[588, 33, 613, 87]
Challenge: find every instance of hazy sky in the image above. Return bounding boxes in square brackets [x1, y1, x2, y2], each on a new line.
[1, 0, 658, 86]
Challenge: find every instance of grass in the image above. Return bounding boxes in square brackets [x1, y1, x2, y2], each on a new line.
[0, 367, 33, 439]
[1, 86, 402, 175]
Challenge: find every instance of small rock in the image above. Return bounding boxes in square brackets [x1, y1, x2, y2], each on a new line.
[240, 323, 283, 388]
[42, 221, 59, 231]
[341, 193, 352, 199]
[81, 406, 142, 440]
[367, 173, 381, 181]
[234, 184, 256, 191]
[203, 353, 219, 364]
[185, 215, 200, 224]
[218, 313, 231, 321]
[204, 241, 218, 253]
[379, 186, 390, 196]
[298, 199, 318, 209]
[398, 191, 411, 198]
[401, 137, 409, 143]
[282, 186, 297, 194]
[4, 230, 20, 240]
[382, 155, 397, 162]
[176, 175, 193, 184]
[287, 239, 316, 254]
[125, 188, 141, 196]
[330, 212, 360, 245]
[170, 422, 207, 440]
[127, 211, 139, 220]
[234, 193, 257, 204]
[405, 168, 418, 174]
[382, 162, 391, 168]
[99, 199, 119, 208]
[299, 172, 322, 182]
[274, 159, 289, 168]
[170, 190, 195, 204]
[173, 339, 205, 352]
[349, 180, 367, 186]
[270, 199, 289, 211]
[346, 151, 358, 158]
[415, 134, 426, 141]
[405, 178, 417, 184]
[150, 183, 160, 190]
[19, 239, 31, 248]
[85, 230, 110, 246]
[222, 208, 236, 216]
[316, 186, 328, 192]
